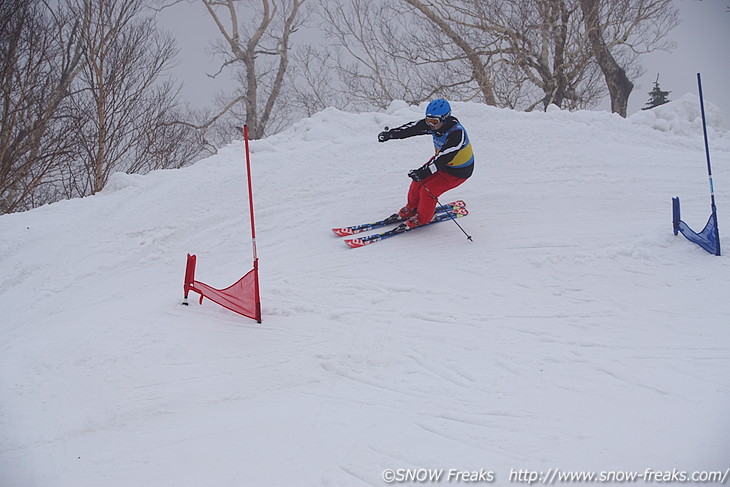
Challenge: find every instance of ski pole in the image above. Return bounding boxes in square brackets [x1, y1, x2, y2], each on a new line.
[418, 180, 473, 242]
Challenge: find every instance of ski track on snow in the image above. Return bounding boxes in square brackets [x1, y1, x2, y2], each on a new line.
[2, 98, 730, 486]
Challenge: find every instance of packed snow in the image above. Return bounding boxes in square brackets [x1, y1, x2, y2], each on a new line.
[1, 96, 729, 486]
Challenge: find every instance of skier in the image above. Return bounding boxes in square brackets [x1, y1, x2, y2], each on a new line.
[378, 98, 474, 230]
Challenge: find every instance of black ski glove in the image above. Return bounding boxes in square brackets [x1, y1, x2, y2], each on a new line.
[408, 161, 437, 182]
[378, 130, 392, 142]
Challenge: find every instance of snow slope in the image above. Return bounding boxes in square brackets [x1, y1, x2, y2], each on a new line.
[1, 97, 729, 486]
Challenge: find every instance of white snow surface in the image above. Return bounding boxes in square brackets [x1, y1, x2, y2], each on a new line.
[2, 99, 730, 486]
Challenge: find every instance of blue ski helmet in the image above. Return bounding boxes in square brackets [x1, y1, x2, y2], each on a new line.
[426, 98, 451, 119]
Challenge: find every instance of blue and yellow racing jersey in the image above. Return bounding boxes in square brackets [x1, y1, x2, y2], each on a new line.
[386, 116, 474, 179]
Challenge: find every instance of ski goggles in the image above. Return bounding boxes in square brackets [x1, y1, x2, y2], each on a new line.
[425, 116, 443, 127]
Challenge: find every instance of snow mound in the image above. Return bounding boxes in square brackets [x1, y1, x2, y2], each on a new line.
[102, 171, 147, 193]
[630, 93, 727, 136]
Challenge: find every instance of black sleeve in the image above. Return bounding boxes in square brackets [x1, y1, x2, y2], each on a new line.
[387, 119, 431, 140]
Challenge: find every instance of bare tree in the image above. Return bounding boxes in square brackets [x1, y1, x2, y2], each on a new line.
[309, 0, 494, 111]
[69, 0, 199, 196]
[200, 0, 306, 140]
[0, 0, 85, 213]
[402, 0, 498, 106]
[288, 44, 341, 115]
[307, 0, 677, 116]
[1, 0, 202, 213]
[312, 0, 603, 111]
[580, 0, 678, 117]
[404, 0, 607, 111]
[580, 0, 632, 116]
[312, 0, 426, 109]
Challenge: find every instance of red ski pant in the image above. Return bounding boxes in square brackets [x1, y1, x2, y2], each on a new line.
[406, 171, 466, 224]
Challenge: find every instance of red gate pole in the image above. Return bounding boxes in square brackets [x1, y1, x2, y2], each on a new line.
[243, 125, 262, 322]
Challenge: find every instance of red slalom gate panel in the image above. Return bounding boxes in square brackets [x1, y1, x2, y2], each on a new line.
[183, 254, 261, 323]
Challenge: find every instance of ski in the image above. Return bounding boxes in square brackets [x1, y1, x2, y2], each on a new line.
[332, 200, 466, 237]
[344, 206, 468, 248]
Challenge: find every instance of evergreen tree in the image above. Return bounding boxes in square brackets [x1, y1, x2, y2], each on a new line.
[642, 74, 671, 110]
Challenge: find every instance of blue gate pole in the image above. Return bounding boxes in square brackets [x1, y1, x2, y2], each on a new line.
[696, 73, 721, 255]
